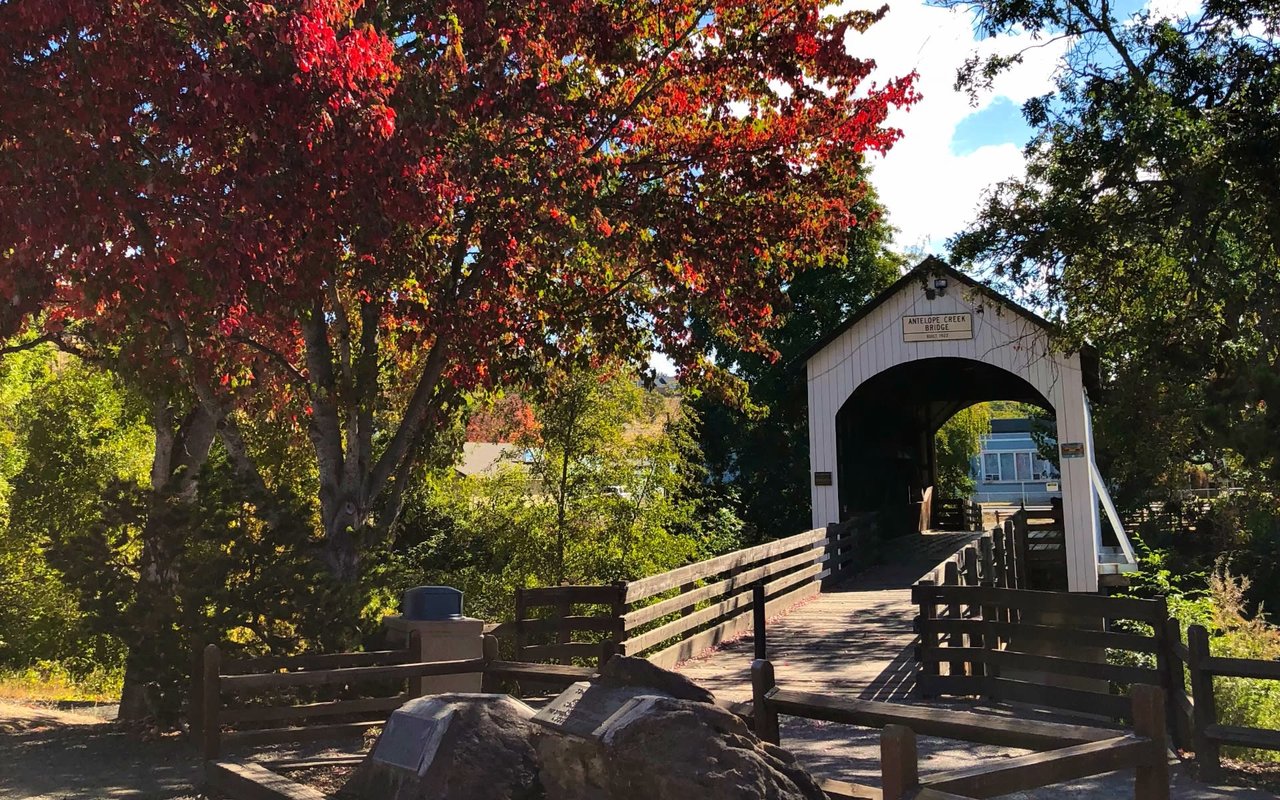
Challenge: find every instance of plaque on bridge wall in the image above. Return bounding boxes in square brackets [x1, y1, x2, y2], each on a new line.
[813, 471, 833, 486]
[902, 313, 973, 342]
[1060, 442, 1085, 459]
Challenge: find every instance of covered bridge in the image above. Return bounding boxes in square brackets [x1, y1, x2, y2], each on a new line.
[801, 257, 1135, 593]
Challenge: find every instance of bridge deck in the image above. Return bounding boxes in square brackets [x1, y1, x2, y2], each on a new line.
[674, 531, 979, 705]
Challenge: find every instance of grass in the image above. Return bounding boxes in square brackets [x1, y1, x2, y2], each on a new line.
[0, 660, 122, 704]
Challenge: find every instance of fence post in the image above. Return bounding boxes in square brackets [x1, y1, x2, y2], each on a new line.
[979, 535, 994, 586]
[1131, 684, 1171, 800]
[1003, 519, 1019, 592]
[992, 527, 1007, 589]
[753, 582, 768, 661]
[188, 636, 205, 739]
[1164, 617, 1192, 749]
[606, 580, 627, 669]
[1011, 515, 1029, 591]
[962, 545, 979, 587]
[514, 587, 528, 659]
[1187, 624, 1221, 780]
[407, 629, 426, 698]
[1150, 598, 1179, 747]
[916, 579, 939, 697]
[481, 634, 499, 693]
[750, 659, 780, 745]
[201, 643, 221, 761]
[944, 561, 965, 679]
[962, 546, 984, 659]
[880, 724, 919, 800]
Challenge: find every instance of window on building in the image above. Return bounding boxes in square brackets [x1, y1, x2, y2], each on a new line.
[983, 453, 1000, 482]
[979, 450, 1060, 483]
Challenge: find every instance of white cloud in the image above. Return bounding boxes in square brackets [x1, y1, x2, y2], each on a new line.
[829, 0, 1069, 251]
[1142, 0, 1202, 20]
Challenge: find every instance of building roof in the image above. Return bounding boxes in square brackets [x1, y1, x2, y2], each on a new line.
[457, 442, 529, 477]
[990, 417, 1034, 434]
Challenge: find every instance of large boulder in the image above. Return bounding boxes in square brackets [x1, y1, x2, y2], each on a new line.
[536, 695, 827, 800]
[342, 694, 541, 800]
[594, 655, 714, 704]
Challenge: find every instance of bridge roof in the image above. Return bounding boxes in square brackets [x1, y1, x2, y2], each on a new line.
[796, 257, 1053, 365]
[794, 256, 1098, 393]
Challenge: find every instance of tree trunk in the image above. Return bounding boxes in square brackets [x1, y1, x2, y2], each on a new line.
[116, 401, 216, 722]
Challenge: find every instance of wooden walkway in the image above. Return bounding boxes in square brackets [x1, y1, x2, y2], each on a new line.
[674, 531, 980, 705]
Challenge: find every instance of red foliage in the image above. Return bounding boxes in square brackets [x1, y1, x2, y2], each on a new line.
[466, 394, 539, 444]
[0, 0, 917, 557]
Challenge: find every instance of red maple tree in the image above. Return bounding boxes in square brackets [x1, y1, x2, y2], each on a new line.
[2, 0, 915, 594]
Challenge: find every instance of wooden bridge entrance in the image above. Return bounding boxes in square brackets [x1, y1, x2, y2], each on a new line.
[673, 531, 979, 704]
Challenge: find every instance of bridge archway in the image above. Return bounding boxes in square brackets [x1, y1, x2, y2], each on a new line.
[802, 257, 1106, 592]
[834, 357, 1052, 528]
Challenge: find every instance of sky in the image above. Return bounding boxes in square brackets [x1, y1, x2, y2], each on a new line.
[846, 0, 1209, 253]
[832, 0, 1071, 254]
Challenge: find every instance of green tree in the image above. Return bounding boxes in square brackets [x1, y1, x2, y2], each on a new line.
[945, 0, 1280, 503]
[382, 367, 735, 621]
[694, 190, 906, 540]
[934, 405, 992, 498]
[0, 350, 152, 671]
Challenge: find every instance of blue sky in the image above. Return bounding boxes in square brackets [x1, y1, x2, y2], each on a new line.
[835, 0, 1200, 254]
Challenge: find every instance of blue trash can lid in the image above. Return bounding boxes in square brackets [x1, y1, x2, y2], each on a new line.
[402, 585, 464, 621]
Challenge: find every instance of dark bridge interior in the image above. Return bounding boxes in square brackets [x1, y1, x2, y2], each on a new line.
[835, 357, 1053, 532]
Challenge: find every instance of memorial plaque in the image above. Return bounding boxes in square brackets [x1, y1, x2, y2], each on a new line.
[370, 697, 458, 776]
[532, 681, 670, 741]
[1060, 442, 1085, 459]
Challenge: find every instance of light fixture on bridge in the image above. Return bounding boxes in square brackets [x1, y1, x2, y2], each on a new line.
[934, 277, 949, 297]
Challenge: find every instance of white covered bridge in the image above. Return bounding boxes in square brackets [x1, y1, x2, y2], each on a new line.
[800, 257, 1136, 593]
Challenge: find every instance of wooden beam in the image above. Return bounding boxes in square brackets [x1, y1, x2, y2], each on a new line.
[923, 736, 1155, 798]
[767, 689, 1114, 750]
[205, 761, 327, 800]
[220, 658, 487, 693]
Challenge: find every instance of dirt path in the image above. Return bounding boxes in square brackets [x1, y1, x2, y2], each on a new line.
[0, 701, 203, 800]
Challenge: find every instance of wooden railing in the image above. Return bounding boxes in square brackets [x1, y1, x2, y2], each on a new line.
[196, 633, 594, 759]
[921, 516, 1025, 591]
[932, 498, 983, 532]
[617, 514, 878, 668]
[1166, 620, 1280, 779]
[481, 515, 880, 670]
[751, 659, 1169, 800]
[510, 583, 626, 667]
[913, 583, 1173, 720]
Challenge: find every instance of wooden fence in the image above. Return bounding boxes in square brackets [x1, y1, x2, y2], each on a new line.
[932, 498, 983, 532]
[509, 583, 626, 667]
[195, 633, 593, 759]
[1166, 620, 1280, 779]
[751, 659, 1169, 800]
[914, 583, 1173, 721]
[481, 515, 879, 670]
[616, 514, 878, 668]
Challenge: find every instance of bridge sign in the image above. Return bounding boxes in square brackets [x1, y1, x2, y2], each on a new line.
[902, 313, 973, 342]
